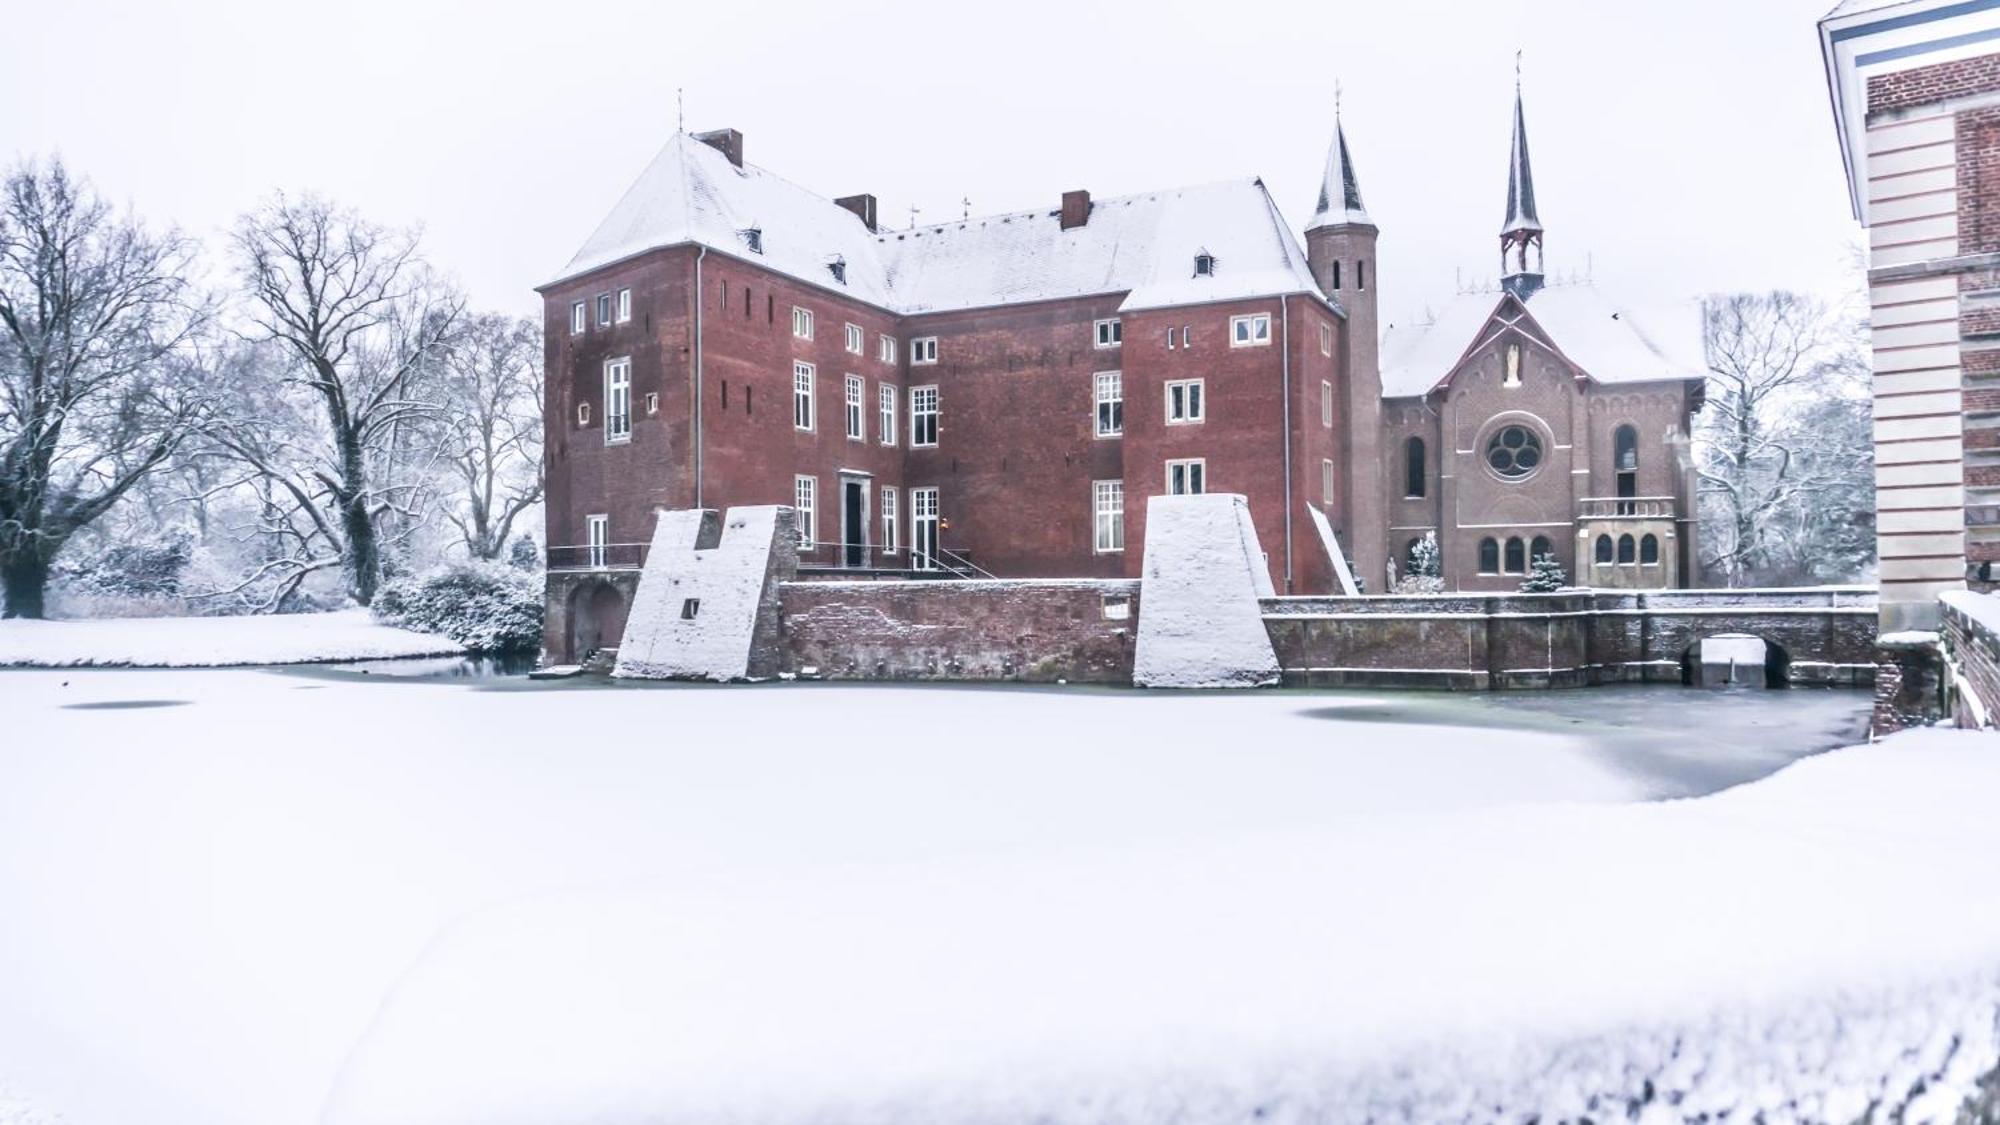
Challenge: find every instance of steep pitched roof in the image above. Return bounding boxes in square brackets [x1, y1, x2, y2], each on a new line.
[1501, 91, 1542, 238]
[549, 133, 1333, 317]
[1307, 120, 1371, 230]
[1378, 285, 1702, 399]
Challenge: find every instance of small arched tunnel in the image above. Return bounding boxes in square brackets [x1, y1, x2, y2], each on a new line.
[1680, 633, 1791, 689]
[565, 580, 630, 664]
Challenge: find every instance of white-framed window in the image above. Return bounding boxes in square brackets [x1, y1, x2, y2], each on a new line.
[844, 374, 864, 441]
[1230, 313, 1272, 347]
[1093, 480, 1124, 553]
[577, 401, 590, 426]
[794, 476, 816, 548]
[1094, 371, 1123, 438]
[604, 357, 632, 444]
[645, 392, 659, 415]
[879, 383, 897, 446]
[881, 486, 899, 554]
[911, 336, 938, 365]
[910, 384, 939, 447]
[1166, 378, 1204, 425]
[569, 301, 586, 335]
[911, 486, 939, 569]
[1094, 318, 1122, 348]
[879, 335, 897, 364]
[596, 293, 612, 327]
[586, 514, 608, 569]
[1322, 458, 1335, 505]
[792, 306, 814, 340]
[616, 288, 632, 323]
[1319, 323, 1333, 356]
[1321, 380, 1334, 428]
[845, 323, 864, 354]
[1167, 457, 1206, 495]
[793, 361, 815, 432]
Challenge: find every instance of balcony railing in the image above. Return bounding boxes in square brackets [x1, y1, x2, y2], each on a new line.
[1577, 495, 1676, 520]
[547, 542, 651, 572]
[544, 538, 996, 580]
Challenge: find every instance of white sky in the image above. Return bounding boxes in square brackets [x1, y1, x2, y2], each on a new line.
[2, 0, 1858, 331]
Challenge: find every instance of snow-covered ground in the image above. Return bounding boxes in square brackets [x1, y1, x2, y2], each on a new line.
[0, 609, 462, 667]
[0, 667, 1970, 1125]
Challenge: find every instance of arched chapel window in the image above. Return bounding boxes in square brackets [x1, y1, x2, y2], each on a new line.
[1531, 535, 1552, 562]
[1479, 537, 1500, 574]
[1640, 534, 1660, 565]
[1405, 436, 1426, 498]
[1504, 537, 1525, 574]
[1617, 534, 1637, 564]
[1486, 425, 1542, 480]
[1595, 535, 1614, 565]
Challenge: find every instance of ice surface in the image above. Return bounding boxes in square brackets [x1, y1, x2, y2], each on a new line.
[0, 609, 461, 667]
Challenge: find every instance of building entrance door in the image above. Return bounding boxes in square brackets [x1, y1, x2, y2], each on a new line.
[911, 487, 939, 570]
[841, 478, 867, 568]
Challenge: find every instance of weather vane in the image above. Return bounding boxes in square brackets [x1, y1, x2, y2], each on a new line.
[677, 88, 685, 134]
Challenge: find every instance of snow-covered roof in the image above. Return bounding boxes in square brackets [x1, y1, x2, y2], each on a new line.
[1307, 121, 1371, 230]
[550, 133, 1332, 317]
[1379, 285, 1703, 399]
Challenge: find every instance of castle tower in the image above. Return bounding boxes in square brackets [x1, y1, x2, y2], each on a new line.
[1499, 84, 1545, 300]
[1305, 105, 1386, 591]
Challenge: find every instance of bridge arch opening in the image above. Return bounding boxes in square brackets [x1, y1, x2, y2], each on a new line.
[1680, 633, 1791, 689]
[566, 580, 629, 664]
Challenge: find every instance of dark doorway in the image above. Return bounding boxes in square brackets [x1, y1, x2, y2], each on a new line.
[843, 479, 866, 568]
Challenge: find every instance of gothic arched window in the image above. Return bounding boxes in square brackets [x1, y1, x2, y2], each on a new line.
[1617, 534, 1637, 564]
[1640, 534, 1660, 565]
[1595, 535, 1614, 565]
[1504, 537, 1526, 574]
[1405, 436, 1426, 498]
[1531, 535, 1553, 562]
[1479, 537, 1500, 574]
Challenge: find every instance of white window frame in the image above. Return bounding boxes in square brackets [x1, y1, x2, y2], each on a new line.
[844, 374, 865, 441]
[845, 323, 864, 355]
[1093, 480, 1125, 553]
[910, 384, 939, 447]
[881, 486, 899, 554]
[911, 336, 938, 365]
[569, 301, 586, 335]
[596, 293, 612, 327]
[792, 306, 814, 340]
[879, 335, 897, 364]
[1094, 371, 1123, 438]
[616, 288, 632, 324]
[604, 357, 632, 444]
[794, 476, 816, 549]
[1165, 378, 1204, 425]
[910, 486, 940, 570]
[793, 361, 815, 432]
[1167, 457, 1207, 495]
[1322, 459, 1335, 505]
[1319, 323, 1333, 356]
[1230, 313, 1272, 347]
[1321, 380, 1334, 428]
[879, 383, 897, 447]
[1094, 318, 1122, 348]
[586, 514, 609, 569]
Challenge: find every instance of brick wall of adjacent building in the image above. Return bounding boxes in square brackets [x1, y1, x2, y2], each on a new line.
[1869, 54, 2000, 116]
[1941, 593, 2000, 726]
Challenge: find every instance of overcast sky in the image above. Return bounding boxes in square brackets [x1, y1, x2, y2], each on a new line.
[3, 0, 1856, 331]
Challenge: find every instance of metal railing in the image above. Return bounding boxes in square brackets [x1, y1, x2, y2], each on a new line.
[795, 540, 996, 579]
[1577, 495, 1676, 520]
[547, 542, 651, 572]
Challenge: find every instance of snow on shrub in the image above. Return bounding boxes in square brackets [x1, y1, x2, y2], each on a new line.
[371, 563, 542, 653]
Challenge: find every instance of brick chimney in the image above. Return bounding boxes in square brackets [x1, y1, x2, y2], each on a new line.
[1060, 189, 1092, 230]
[835, 193, 878, 232]
[693, 128, 743, 168]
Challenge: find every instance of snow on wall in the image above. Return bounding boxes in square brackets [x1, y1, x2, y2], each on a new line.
[1132, 493, 1280, 688]
[613, 506, 796, 682]
[1306, 503, 1360, 596]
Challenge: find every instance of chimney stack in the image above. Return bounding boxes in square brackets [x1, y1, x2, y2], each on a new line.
[1060, 189, 1092, 230]
[835, 193, 878, 232]
[693, 128, 743, 168]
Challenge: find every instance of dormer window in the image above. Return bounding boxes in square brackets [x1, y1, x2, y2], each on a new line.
[742, 227, 764, 254]
[1193, 252, 1215, 277]
[828, 257, 847, 285]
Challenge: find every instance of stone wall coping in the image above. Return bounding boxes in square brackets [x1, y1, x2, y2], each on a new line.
[781, 578, 1139, 593]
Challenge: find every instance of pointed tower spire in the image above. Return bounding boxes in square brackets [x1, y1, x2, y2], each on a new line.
[1499, 59, 1545, 299]
[1308, 95, 1370, 231]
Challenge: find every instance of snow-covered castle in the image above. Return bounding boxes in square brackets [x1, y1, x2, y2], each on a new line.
[536, 89, 1703, 660]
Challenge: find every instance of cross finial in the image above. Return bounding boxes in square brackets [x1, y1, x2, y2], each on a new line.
[1515, 49, 1523, 90]
[962, 196, 971, 219]
[908, 204, 920, 230]
[677, 88, 685, 133]
[1335, 79, 1342, 120]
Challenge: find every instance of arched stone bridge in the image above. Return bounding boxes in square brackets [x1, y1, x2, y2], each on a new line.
[1261, 586, 1878, 690]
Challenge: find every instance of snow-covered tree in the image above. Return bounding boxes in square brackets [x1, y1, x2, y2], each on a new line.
[227, 195, 463, 605]
[0, 159, 212, 617]
[1519, 552, 1566, 593]
[1395, 530, 1444, 594]
[435, 314, 542, 561]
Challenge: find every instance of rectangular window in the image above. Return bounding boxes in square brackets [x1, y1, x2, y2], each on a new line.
[1167, 458, 1206, 495]
[604, 358, 632, 444]
[879, 383, 897, 446]
[586, 514, 608, 569]
[911, 336, 938, 365]
[881, 486, 899, 554]
[1322, 458, 1335, 505]
[910, 385, 939, 447]
[1093, 480, 1125, 553]
[616, 288, 632, 324]
[793, 362, 815, 432]
[794, 476, 816, 548]
[1321, 380, 1334, 428]
[1094, 371, 1123, 438]
[1166, 378, 1204, 425]
[845, 323, 864, 354]
[1230, 314, 1272, 347]
[596, 294, 612, 327]
[792, 306, 814, 340]
[844, 374, 864, 440]
[1094, 318, 1122, 348]
[569, 301, 585, 335]
[1319, 323, 1333, 356]
[879, 335, 897, 364]
[911, 487, 939, 570]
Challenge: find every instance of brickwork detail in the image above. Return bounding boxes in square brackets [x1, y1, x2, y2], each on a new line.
[1869, 55, 2000, 116]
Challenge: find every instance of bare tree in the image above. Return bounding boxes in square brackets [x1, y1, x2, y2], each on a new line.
[1696, 291, 1873, 585]
[230, 195, 462, 604]
[435, 313, 542, 560]
[0, 159, 210, 617]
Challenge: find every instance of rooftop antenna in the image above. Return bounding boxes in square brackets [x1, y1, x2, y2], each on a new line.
[677, 88, 685, 134]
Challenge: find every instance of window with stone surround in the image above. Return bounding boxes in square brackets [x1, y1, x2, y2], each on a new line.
[1166, 378, 1203, 425]
[1095, 318, 1122, 348]
[794, 476, 816, 549]
[845, 374, 864, 441]
[911, 336, 938, 364]
[845, 323, 864, 354]
[879, 383, 897, 446]
[792, 306, 814, 340]
[1167, 458, 1206, 495]
[1094, 480, 1124, 553]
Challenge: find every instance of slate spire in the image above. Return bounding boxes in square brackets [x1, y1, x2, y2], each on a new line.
[1499, 65, 1546, 300]
[1308, 96, 1371, 231]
